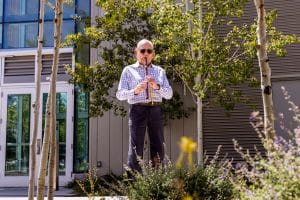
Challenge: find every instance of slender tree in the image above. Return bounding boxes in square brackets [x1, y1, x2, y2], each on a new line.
[65, 0, 298, 162]
[253, 0, 274, 139]
[145, 0, 298, 157]
[28, 1, 46, 199]
[36, 0, 64, 199]
[185, 0, 204, 166]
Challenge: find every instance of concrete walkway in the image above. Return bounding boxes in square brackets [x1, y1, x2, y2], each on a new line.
[0, 198, 127, 200]
[0, 187, 75, 197]
[0, 187, 128, 200]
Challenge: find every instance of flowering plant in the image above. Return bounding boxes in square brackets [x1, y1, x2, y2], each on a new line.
[231, 88, 300, 199]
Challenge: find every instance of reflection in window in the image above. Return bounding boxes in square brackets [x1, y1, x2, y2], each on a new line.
[44, 0, 75, 20]
[4, 23, 38, 48]
[42, 93, 67, 175]
[5, 94, 31, 176]
[4, 0, 38, 22]
[43, 20, 74, 47]
[0, 0, 90, 49]
[0, 25, 2, 48]
[74, 88, 89, 173]
[0, 0, 3, 19]
[77, 0, 90, 18]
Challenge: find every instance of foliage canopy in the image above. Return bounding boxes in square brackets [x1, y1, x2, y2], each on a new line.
[65, 0, 298, 117]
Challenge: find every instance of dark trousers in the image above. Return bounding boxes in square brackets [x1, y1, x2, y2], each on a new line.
[128, 104, 165, 172]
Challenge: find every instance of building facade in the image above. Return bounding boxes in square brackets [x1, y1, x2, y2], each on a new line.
[0, 0, 90, 187]
[0, 0, 299, 187]
[89, 0, 300, 175]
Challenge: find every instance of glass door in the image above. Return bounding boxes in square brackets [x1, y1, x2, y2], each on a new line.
[41, 92, 67, 176]
[0, 84, 74, 187]
[0, 88, 34, 187]
[5, 94, 31, 176]
[37, 84, 74, 186]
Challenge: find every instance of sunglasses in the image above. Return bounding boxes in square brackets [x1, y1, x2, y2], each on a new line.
[139, 49, 153, 54]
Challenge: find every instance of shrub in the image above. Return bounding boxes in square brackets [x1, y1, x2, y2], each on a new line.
[68, 167, 127, 197]
[127, 142, 234, 200]
[185, 164, 234, 200]
[126, 161, 185, 200]
[183, 147, 235, 200]
[231, 88, 300, 200]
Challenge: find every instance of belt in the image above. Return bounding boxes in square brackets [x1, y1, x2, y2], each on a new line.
[134, 102, 161, 106]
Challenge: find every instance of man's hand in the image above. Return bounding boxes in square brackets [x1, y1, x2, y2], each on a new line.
[146, 75, 160, 90]
[134, 80, 148, 94]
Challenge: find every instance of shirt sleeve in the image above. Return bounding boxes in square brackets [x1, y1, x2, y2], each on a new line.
[116, 68, 135, 101]
[157, 70, 173, 99]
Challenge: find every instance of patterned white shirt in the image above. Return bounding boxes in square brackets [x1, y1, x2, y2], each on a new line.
[116, 62, 173, 104]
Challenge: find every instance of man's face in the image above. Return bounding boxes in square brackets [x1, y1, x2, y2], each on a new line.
[136, 43, 155, 66]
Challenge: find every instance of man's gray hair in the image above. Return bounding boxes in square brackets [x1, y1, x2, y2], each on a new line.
[137, 39, 154, 49]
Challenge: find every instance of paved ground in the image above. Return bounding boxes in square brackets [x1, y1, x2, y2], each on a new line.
[0, 187, 128, 200]
[0, 187, 75, 197]
[0, 198, 127, 200]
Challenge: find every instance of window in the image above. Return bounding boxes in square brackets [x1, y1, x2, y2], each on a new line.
[3, 23, 38, 48]
[0, 0, 90, 49]
[43, 21, 74, 47]
[4, 0, 38, 22]
[44, 0, 75, 20]
[5, 94, 31, 176]
[74, 87, 89, 173]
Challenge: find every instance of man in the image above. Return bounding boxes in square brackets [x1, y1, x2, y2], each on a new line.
[116, 39, 173, 172]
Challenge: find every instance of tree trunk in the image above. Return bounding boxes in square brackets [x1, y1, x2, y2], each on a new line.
[37, 1, 64, 199]
[185, 0, 204, 167]
[196, 0, 203, 168]
[47, 108, 57, 200]
[47, 1, 64, 199]
[28, 1, 46, 199]
[36, 90, 52, 200]
[253, 0, 275, 139]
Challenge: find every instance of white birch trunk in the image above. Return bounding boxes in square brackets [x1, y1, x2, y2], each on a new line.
[37, 1, 64, 199]
[185, 0, 204, 167]
[48, 2, 64, 199]
[254, 0, 275, 139]
[36, 88, 52, 200]
[47, 106, 57, 200]
[28, 1, 46, 199]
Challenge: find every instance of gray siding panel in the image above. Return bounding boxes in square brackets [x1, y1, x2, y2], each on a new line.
[89, 117, 98, 170]
[266, 0, 300, 78]
[109, 113, 123, 175]
[97, 112, 110, 175]
[169, 83, 185, 162]
[203, 85, 264, 163]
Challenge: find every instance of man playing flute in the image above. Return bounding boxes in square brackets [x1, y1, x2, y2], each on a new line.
[116, 39, 173, 173]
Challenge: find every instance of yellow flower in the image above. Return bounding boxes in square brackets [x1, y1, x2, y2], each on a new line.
[180, 136, 197, 153]
[177, 136, 197, 168]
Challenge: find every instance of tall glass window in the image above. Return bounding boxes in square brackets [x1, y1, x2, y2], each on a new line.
[74, 87, 89, 173]
[5, 94, 31, 176]
[42, 93, 67, 175]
